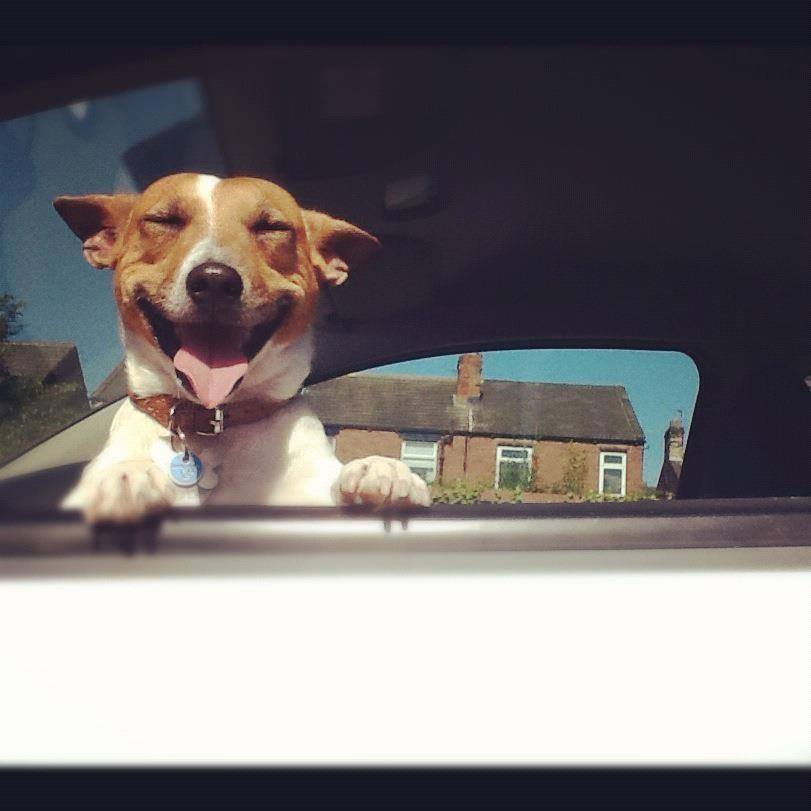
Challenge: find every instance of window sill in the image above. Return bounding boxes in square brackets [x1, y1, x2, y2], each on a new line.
[0, 497, 809, 560]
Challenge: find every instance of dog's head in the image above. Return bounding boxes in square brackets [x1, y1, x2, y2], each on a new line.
[54, 173, 378, 407]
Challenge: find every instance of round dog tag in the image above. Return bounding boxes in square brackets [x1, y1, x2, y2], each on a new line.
[168, 451, 204, 487]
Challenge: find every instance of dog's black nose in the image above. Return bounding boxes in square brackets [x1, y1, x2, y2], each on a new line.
[186, 262, 243, 307]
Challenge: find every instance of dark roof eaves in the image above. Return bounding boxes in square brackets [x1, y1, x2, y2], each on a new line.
[453, 430, 645, 444]
[322, 420, 447, 435]
[322, 420, 645, 445]
[4, 340, 77, 350]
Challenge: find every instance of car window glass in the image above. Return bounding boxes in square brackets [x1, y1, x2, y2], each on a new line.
[303, 349, 698, 502]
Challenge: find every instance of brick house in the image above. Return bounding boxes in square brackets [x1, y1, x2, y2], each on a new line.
[304, 353, 646, 497]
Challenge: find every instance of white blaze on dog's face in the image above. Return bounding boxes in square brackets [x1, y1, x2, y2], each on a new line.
[54, 173, 378, 407]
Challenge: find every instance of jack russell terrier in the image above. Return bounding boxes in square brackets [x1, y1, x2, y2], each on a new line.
[54, 173, 432, 523]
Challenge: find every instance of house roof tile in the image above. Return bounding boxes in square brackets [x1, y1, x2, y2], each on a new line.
[303, 373, 645, 443]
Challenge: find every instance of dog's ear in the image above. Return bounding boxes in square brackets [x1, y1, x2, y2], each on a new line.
[53, 194, 136, 269]
[302, 209, 380, 286]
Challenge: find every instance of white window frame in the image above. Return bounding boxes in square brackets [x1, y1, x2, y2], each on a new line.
[400, 439, 439, 483]
[495, 445, 533, 489]
[599, 451, 627, 497]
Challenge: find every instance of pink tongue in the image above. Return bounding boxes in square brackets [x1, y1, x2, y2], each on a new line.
[173, 327, 248, 409]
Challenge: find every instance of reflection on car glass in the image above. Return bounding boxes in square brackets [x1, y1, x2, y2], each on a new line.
[0, 80, 224, 465]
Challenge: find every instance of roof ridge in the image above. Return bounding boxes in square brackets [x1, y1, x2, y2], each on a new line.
[3, 340, 77, 349]
[485, 378, 626, 389]
[346, 372, 455, 382]
[345, 372, 627, 390]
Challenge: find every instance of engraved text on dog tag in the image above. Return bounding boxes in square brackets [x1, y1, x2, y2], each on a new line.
[168, 451, 203, 487]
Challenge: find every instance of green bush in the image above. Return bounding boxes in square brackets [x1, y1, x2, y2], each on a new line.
[431, 479, 487, 504]
[0, 378, 90, 466]
[431, 480, 532, 505]
[583, 487, 661, 503]
[0, 294, 92, 466]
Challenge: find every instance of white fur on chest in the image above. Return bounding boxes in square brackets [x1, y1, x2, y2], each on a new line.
[198, 399, 341, 506]
[69, 397, 342, 510]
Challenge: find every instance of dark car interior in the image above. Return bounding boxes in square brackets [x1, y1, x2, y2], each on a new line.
[0, 32, 807, 554]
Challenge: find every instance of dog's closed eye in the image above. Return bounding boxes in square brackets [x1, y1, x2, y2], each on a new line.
[142, 213, 186, 230]
[249, 215, 292, 235]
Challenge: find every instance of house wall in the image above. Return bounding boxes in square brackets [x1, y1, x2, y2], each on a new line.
[333, 428, 403, 464]
[332, 427, 645, 494]
[532, 440, 644, 495]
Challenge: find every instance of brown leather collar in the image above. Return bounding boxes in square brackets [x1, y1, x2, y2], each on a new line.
[129, 393, 290, 436]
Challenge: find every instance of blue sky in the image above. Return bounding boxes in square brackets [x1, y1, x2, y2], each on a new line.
[371, 350, 699, 486]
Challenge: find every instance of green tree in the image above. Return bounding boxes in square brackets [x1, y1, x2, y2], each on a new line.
[0, 292, 25, 342]
[0, 293, 25, 398]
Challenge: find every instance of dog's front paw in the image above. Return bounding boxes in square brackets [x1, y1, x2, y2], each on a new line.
[63, 459, 176, 524]
[333, 456, 432, 507]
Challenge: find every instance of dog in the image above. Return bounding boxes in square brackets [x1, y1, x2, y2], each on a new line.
[54, 173, 432, 523]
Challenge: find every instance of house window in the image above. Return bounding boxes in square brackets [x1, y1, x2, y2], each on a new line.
[496, 446, 533, 489]
[599, 452, 627, 497]
[401, 440, 438, 483]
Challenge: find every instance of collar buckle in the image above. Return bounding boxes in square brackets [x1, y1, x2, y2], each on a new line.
[197, 406, 225, 436]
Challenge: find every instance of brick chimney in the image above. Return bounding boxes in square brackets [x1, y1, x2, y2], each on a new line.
[664, 414, 685, 464]
[455, 353, 483, 403]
